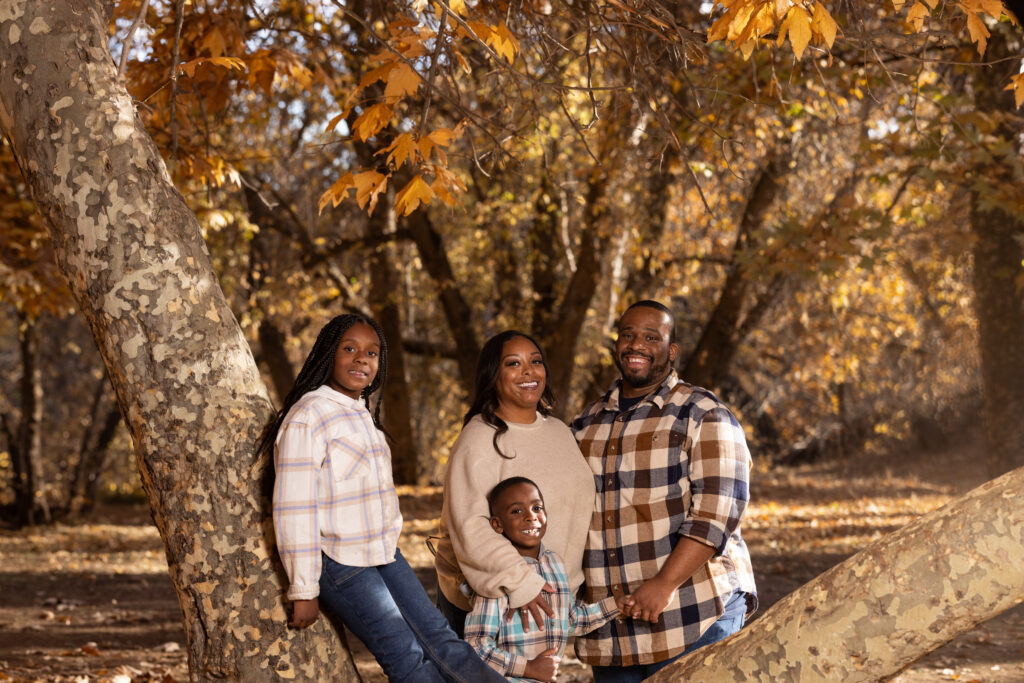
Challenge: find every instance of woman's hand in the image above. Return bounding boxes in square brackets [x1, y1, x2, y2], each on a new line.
[507, 583, 555, 632]
[289, 598, 320, 629]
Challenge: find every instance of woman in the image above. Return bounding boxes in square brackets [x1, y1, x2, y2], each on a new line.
[434, 330, 596, 637]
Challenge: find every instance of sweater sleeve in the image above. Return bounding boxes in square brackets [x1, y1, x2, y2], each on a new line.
[443, 422, 546, 608]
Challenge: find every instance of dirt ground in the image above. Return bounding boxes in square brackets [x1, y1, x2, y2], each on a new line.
[2, 438, 1022, 682]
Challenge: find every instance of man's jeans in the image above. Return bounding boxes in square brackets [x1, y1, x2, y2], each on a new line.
[591, 590, 749, 683]
[318, 549, 503, 682]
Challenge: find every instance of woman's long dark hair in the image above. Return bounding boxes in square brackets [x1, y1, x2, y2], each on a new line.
[463, 330, 555, 459]
[256, 313, 388, 460]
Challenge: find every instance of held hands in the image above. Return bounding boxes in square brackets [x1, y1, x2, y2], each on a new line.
[622, 577, 675, 623]
[506, 583, 556, 633]
[289, 598, 320, 629]
[523, 647, 560, 682]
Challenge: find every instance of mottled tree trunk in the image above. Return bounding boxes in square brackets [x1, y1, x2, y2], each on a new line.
[649, 466, 1024, 682]
[0, 1, 357, 679]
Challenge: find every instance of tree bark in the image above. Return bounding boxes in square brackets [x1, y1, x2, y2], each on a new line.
[0, 1, 357, 679]
[649, 465, 1024, 682]
[5, 311, 47, 526]
[970, 32, 1024, 478]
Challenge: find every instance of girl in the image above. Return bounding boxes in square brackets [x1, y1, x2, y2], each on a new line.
[259, 314, 502, 683]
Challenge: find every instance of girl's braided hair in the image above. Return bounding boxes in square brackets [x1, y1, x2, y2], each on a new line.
[463, 330, 555, 459]
[257, 313, 388, 459]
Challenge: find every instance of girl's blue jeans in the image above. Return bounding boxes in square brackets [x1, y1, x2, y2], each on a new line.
[318, 548, 504, 683]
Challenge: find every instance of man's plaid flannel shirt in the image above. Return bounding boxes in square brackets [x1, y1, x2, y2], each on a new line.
[571, 371, 757, 666]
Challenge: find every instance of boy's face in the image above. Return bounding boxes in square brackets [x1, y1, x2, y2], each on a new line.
[489, 482, 547, 558]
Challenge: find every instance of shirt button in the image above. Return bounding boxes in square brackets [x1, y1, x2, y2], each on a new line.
[608, 551, 616, 558]
[606, 478, 614, 486]
[610, 445, 616, 452]
[613, 585, 620, 592]
[606, 515, 613, 523]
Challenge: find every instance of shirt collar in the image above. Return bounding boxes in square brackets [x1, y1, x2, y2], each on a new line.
[603, 370, 679, 413]
[309, 383, 368, 410]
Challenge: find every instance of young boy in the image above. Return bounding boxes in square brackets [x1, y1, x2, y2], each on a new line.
[464, 477, 628, 682]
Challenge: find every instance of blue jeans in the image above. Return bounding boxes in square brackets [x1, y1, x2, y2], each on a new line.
[591, 590, 749, 683]
[318, 549, 503, 683]
[434, 580, 469, 639]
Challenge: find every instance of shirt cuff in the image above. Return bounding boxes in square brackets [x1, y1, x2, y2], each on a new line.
[287, 582, 320, 601]
[506, 573, 546, 609]
[507, 652, 530, 678]
[598, 596, 620, 619]
[677, 519, 728, 555]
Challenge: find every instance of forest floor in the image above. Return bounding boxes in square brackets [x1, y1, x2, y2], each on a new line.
[1, 436, 1022, 682]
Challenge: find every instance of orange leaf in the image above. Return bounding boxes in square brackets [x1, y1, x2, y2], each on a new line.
[1004, 73, 1024, 108]
[318, 172, 357, 213]
[812, 2, 838, 49]
[351, 103, 392, 141]
[906, 2, 930, 31]
[359, 62, 399, 90]
[325, 110, 350, 136]
[965, 11, 990, 55]
[378, 133, 420, 169]
[778, 6, 812, 59]
[200, 26, 227, 57]
[488, 21, 520, 63]
[354, 170, 389, 213]
[384, 63, 421, 102]
[395, 175, 435, 216]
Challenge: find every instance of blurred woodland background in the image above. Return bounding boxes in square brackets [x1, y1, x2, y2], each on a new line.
[2, 0, 1021, 526]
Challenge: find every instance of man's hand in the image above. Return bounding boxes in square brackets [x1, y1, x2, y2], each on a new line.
[523, 647, 560, 682]
[506, 583, 555, 632]
[626, 576, 675, 623]
[289, 598, 320, 629]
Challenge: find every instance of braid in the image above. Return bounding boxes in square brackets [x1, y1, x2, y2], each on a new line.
[256, 313, 390, 459]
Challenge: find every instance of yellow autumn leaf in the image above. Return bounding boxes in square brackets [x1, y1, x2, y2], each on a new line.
[318, 172, 357, 213]
[779, 5, 813, 59]
[892, 0, 907, 9]
[488, 22, 520, 62]
[353, 170, 389, 213]
[773, 0, 795, 22]
[176, 57, 247, 78]
[359, 62, 399, 90]
[395, 175, 435, 216]
[965, 11, 991, 55]
[905, 2, 930, 31]
[351, 103, 393, 141]
[384, 63, 422, 102]
[378, 133, 420, 169]
[812, 2, 838, 49]
[200, 26, 227, 57]
[1005, 73, 1024, 108]
[448, 0, 468, 15]
[325, 110, 350, 135]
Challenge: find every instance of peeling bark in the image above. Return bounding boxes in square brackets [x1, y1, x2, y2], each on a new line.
[649, 466, 1024, 682]
[0, 1, 357, 679]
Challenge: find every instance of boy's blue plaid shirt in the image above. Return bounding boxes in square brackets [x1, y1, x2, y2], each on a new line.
[464, 546, 619, 681]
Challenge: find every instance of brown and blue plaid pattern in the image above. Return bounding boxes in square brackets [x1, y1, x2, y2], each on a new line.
[571, 371, 757, 666]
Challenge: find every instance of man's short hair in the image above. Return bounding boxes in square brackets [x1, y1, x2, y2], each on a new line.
[487, 476, 542, 515]
[622, 299, 677, 345]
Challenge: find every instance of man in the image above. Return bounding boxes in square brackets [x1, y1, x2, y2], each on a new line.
[571, 300, 757, 682]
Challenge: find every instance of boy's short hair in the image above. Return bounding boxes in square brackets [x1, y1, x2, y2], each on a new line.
[487, 476, 542, 516]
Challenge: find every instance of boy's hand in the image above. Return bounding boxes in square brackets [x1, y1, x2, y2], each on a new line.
[614, 594, 636, 618]
[523, 647, 560, 682]
[289, 598, 320, 629]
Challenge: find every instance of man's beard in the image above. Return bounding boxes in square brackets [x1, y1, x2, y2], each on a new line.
[615, 350, 671, 389]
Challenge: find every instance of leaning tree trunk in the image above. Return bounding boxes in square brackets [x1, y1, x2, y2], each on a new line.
[0, 1, 356, 679]
[649, 465, 1024, 682]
